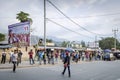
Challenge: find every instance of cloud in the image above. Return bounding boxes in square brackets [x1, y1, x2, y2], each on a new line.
[0, 0, 120, 42]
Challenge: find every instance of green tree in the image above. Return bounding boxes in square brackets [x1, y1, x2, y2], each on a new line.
[46, 39, 53, 43]
[81, 40, 86, 47]
[61, 41, 69, 47]
[16, 11, 32, 23]
[0, 33, 5, 42]
[99, 37, 120, 49]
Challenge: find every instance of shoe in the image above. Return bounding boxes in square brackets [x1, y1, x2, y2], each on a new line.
[62, 72, 64, 75]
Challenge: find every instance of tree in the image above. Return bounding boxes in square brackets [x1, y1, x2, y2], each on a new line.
[99, 37, 120, 49]
[0, 33, 5, 42]
[16, 11, 32, 23]
[81, 40, 86, 47]
[46, 39, 53, 43]
[61, 41, 69, 47]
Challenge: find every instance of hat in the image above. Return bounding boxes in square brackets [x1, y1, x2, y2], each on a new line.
[66, 52, 69, 55]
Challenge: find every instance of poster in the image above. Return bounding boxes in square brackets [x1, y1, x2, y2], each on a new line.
[8, 21, 30, 47]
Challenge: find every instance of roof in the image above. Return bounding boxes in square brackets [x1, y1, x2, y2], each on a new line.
[0, 44, 12, 49]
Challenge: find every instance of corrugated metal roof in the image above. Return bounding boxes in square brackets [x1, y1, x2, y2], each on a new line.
[0, 44, 12, 49]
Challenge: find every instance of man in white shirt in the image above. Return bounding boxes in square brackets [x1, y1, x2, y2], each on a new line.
[12, 50, 18, 72]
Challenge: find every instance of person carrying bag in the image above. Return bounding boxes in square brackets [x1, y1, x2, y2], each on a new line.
[62, 52, 71, 77]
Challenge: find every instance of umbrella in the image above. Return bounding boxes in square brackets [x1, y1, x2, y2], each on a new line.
[104, 49, 111, 53]
[65, 48, 75, 52]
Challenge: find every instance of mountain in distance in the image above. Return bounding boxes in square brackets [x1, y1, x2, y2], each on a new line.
[0, 33, 67, 45]
[46, 36, 67, 42]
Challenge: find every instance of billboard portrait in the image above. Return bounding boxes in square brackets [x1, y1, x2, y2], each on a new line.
[8, 21, 30, 47]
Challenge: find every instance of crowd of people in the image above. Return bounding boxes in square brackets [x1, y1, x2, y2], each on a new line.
[0, 49, 105, 65]
[0, 48, 105, 73]
[0, 49, 23, 72]
[27, 49, 104, 65]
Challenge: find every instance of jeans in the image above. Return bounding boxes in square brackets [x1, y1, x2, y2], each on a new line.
[12, 61, 17, 72]
[62, 65, 71, 77]
[51, 58, 54, 64]
[39, 58, 42, 65]
[29, 58, 34, 64]
[1, 56, 6, 64]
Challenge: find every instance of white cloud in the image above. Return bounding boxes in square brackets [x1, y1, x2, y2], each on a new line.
[0, 0, 120, 42]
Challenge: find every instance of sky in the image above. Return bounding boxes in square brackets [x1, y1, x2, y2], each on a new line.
[0, 0, 120, 42]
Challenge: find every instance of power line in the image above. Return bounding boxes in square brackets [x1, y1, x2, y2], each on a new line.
[48, 12, 120, 19]
[46, 0, 111, 36]
[47, 18, 93, 39]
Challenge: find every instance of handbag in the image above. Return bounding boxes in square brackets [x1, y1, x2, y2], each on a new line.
[64, 63, 68, 67]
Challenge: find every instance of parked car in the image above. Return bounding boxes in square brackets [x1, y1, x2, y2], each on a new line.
[113, 52, 120, 59]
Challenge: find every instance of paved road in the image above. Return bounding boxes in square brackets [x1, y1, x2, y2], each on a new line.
[0, 60, 120, 80]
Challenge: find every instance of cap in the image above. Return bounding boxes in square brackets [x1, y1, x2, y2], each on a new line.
[66, 52, 69, 55]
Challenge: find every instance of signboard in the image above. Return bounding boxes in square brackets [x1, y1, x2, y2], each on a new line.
[88, 42, 99, 48]
[8, 21, 30, 47]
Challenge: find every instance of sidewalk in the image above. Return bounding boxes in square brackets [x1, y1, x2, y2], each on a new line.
[0, 60, 63, 69]
[0, 60, 100, 69]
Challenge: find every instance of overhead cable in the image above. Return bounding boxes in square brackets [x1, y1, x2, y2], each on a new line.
[47, 18, 93, 39]
[47, 0, 112, 36]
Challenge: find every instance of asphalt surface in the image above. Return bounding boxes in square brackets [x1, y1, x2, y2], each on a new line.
[0, 60, 120, 80]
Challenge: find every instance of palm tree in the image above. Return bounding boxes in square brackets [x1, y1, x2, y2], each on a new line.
[16, 11, 32, 23]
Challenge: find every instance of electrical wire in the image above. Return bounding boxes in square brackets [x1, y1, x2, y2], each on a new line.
[47, 18, 93, 39]
[48, 12, 120, 19]
[46, 0, 112, 36]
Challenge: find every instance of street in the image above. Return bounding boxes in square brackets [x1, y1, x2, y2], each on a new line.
[0, 60, 120, 80]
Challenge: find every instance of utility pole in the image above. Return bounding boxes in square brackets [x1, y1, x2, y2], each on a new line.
[112, 29, 118, 51]
[44, 0, 46, 51]
[95, 36, 97, 51]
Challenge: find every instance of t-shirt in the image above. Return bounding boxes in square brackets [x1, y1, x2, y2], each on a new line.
[2, 52, 6, 56]
[28, 51, 33, 58]
[10, 52, 14, 57]
[12, 54, 18, 62]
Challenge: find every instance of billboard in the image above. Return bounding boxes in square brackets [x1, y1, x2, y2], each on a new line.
[88, 42, 99, 48]
[8, 21, 30, 47]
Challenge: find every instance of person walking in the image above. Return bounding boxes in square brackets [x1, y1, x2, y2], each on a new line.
[17, 50, 23, 66]
[34, 49, 39, 61]
[55, 51, 59, 62]
[38, 50, 43, 65]
[1, 50, 6, 64]
[47, 52, 51, 64]
[43, 51, 46, 64]
[62, 52, 71, 77]
[9, 50, 14, 64]
[51, 51, 54, 65]
[28, 49, 34, 65]
[12, 50, 18, 72]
